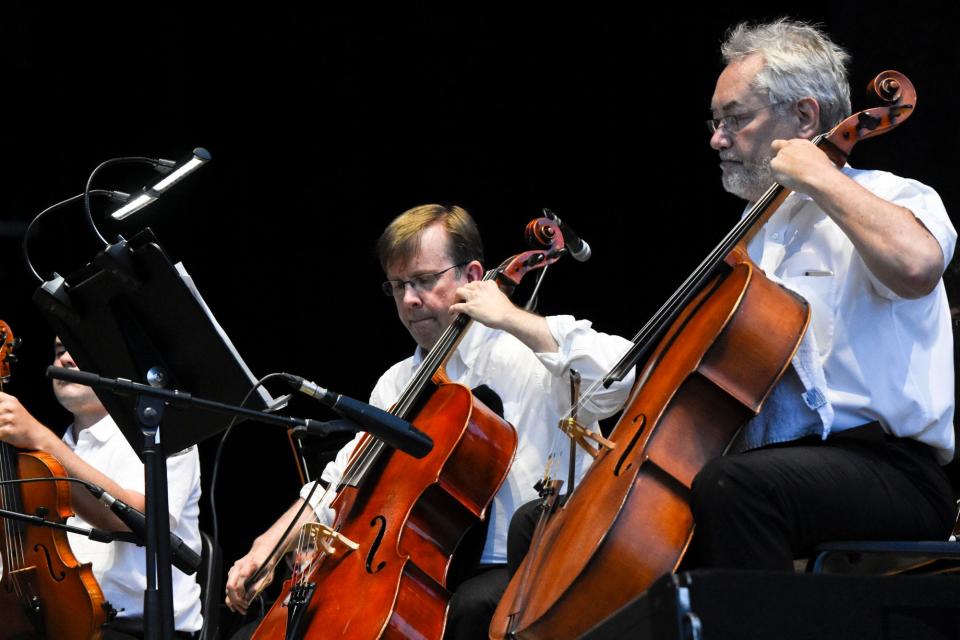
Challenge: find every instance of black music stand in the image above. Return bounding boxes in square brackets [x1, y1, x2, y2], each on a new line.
[33, 228, 273, 640]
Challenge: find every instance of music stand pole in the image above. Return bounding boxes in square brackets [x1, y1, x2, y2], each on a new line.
[136, 380, 174, 640]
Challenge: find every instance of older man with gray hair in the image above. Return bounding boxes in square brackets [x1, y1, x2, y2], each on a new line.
[689, 19, 957, 569]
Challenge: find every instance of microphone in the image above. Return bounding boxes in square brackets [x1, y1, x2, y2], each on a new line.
[543, 208, 591, 262]
[281, 374, 434, 458]
[85, 484, 201, 575]
[291, 418, 363, 439]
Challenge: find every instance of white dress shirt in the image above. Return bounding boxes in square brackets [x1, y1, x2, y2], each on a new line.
[739, 167, 956, 462]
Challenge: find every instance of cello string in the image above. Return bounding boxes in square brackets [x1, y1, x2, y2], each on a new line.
[606, 133, 828, 378]
[0, 377, 14, 589]
[295, 526, 332, 590]
[0, 443, 27, 600]
[0, 345, 31, 601]
[9, 450, 37, 603]
[338, 264, 500, 490]
[537, 178, 795, 485]
[0, 444, 15, 596]
[241, 477, 335, 605]
[543, 136, 833, 480]
[570, 174, 795, 423]
[338, 299, 469, 488]
[603, 175, 789, 383]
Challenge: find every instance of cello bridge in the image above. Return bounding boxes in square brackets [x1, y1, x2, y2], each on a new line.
[558, 418, 616, 458]
[302, 522, 359, 555]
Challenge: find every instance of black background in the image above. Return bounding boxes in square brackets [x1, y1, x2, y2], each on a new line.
[2, 3, 958, 631]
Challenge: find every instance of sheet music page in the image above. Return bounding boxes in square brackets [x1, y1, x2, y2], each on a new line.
[175, 261, 280, 408]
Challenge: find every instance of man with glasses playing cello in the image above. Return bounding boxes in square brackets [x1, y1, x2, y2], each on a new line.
[687, 18, 957, 570]
[225, 204, 633, 639]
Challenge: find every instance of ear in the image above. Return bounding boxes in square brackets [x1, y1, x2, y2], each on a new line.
[464, 260, 484, 282]
[796, 97, 821, 139]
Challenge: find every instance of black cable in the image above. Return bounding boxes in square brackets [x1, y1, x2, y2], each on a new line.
[208, 372, 288, 582]
[0, 475, 99, 493]
[22, 190, 128, 283]
[0, 476, 139, 544]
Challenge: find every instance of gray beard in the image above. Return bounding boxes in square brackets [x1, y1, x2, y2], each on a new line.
[721, 155, 774, 203]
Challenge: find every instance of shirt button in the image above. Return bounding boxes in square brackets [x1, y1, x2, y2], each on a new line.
[771, 232, 780, 240]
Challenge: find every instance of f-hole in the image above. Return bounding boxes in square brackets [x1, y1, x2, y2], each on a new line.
[365, 516, 388, 574]
[614, 414, 646, 477]
[33, 543, 66, 582]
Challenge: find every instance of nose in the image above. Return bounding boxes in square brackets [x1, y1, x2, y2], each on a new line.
[400, 283, 422, 307]
[56, 350, 77, 368]
[710, 126, 732, 151]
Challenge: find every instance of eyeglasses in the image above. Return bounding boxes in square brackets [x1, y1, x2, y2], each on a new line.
[381, 263, 465, 298]
[706, 101, 789, 134]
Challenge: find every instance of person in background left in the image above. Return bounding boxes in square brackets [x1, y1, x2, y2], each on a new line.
[0, 338, 203, 639]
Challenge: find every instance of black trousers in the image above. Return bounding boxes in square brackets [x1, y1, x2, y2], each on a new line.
[445, 565, 509, 640]
[687, 423, 957, 570]
[504, 496, 568, 579]
[101, 622, 199, 640]
[505, 425, 956, 574]
[444, 499, 574, 639]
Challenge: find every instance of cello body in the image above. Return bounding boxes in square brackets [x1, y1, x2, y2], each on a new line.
[252, 380, 517, 639]
[492, 252, 809, 639]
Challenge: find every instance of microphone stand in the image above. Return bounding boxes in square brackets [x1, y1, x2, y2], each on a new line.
[0, 505, 140, 545]
[46, 366, 389, 438]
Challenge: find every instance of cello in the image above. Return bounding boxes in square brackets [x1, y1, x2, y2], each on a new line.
[0, 320, 109, 639]
[250, 216, 571, 639]
[491, 71, 917, 639]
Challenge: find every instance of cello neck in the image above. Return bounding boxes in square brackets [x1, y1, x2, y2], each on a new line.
[336, 269, 491, 491]
[602, 128, 848, 388]
[0, 320, 24, 522]
[601, 175, 793, 387]
[339, 217, 567, 491]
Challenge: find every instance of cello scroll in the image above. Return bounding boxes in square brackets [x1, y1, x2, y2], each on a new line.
[823, 70, 915, 161]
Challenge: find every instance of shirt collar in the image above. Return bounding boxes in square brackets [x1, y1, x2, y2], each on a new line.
[64, 413, 115, 447]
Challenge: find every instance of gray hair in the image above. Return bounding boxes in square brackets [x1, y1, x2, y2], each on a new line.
[721, 19, 851, 132]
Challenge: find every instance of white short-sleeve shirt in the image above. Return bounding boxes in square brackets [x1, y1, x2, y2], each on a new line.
[64, 415, 203, 632]
[742, 168, 956, 462]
